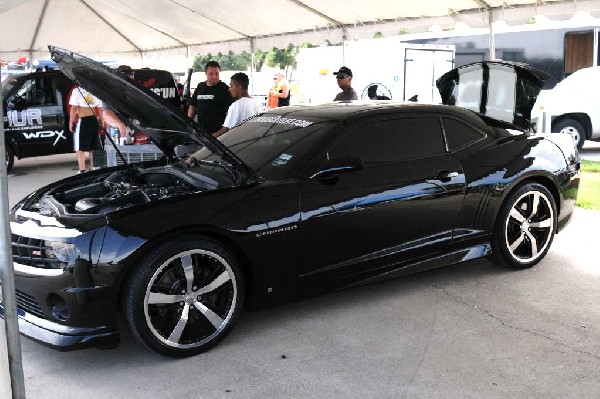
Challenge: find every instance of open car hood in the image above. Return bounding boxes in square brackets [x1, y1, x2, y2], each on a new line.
[49, 46, 258, 180]
[436, 61, 550, 130]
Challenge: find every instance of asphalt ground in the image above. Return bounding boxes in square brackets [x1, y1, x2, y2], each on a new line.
[2, 146, 600, 399]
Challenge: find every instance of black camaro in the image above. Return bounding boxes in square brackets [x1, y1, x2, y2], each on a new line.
[0, 47, 579, 357]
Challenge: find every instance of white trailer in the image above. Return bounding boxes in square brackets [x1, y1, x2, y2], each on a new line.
[296, 37, 455, 105]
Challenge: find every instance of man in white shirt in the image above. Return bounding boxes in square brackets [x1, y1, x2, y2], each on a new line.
[213, 72, 263, 138]
[68, 86, 103, 173]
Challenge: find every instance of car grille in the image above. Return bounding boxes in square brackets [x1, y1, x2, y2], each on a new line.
[11, 233, 61, 269]
[15, 289, 45, 319]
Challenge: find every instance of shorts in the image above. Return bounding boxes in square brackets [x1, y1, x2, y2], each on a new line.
[74, 116, 101, 151]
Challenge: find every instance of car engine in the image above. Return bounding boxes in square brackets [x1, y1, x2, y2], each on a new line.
[39, 165, 221, 216]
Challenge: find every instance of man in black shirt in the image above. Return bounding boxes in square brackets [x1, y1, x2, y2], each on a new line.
[187, 61, 233, 133]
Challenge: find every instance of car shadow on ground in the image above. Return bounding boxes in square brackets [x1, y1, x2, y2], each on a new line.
[21, 257, 513, 365]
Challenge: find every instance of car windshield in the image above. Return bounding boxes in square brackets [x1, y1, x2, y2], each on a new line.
[189, 114, 336, 180]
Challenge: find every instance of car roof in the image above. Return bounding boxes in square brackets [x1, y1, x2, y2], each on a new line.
[266, 101, 490, 128]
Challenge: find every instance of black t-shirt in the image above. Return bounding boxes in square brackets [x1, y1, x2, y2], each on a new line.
[190, 81, 233, 133]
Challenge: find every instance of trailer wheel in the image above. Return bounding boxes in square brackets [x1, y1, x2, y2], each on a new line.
[553, 118, 586, 150]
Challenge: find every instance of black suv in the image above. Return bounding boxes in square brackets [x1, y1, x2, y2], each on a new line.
[2, 67, 182, 172]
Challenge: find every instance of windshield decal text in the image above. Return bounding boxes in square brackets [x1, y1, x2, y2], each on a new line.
[249, 116, 313, 128]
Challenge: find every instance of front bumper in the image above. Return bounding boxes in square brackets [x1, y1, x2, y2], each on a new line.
[5, 208, 122, 351]
[0, 302, 119, 351]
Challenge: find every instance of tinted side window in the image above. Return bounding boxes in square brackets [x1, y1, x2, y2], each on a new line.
[442, 118, 484, 151]
[329, 117, 445, 164]
[17, 77, 57, 107]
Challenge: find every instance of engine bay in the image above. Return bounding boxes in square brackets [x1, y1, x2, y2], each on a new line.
[39, 163, 229, 216]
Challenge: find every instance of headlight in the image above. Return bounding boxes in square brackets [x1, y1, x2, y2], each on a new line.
[44, 241, 76, 264]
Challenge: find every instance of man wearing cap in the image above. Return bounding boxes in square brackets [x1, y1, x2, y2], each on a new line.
[333, 66, 358, 101]
[116, 64, 135, 79]
[102, 65, 135, 139]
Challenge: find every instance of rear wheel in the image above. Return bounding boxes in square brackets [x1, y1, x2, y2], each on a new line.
[123, 235, 245, 357]
[553, 118, 586, 150]
[491, 183, 557, 269]
[5, 146, 14, 172]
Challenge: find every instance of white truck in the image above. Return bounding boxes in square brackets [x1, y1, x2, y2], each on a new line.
[295, 37, 455, 105]
[533, 66, 600, 149]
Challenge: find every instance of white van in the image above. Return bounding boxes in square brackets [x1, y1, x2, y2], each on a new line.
[533, 66, 600, 149]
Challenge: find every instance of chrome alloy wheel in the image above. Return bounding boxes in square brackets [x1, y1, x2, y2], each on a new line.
[143, 249, 238, 349]
[504, 190, 554, 264]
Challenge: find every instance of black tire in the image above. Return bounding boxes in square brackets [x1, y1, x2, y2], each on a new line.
[123, 235, 245, 357]
[491, 183, 557, 269]
[6, 145, 14, 172]
[553, 118, 586, 150]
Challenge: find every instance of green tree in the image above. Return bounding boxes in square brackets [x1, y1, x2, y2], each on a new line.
[192, 53, 213, 72]
[192, 51, 251, 72]
[373, 32, 385, 38]
[265, 44, 299, 77]
[191, 41, 320, 74]
[253, 49, 267, 71]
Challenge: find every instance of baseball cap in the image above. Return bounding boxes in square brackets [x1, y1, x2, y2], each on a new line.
[333, 66, 353, 78]
[117, 65, 134, 75]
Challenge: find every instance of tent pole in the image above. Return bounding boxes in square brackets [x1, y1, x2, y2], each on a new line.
[0, 93, 26, 399]
[250, 39, 255, 96]
[342, 26, 348, 65]
[488, 8, 496, 60]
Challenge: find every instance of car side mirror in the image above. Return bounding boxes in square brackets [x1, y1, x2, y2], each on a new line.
[310, 155, 363, 179]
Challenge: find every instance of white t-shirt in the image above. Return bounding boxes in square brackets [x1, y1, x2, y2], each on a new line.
[69, 87, 103, 108]
[222, 97, 262, 129]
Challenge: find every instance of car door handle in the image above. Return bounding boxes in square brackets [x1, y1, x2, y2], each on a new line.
[435, 170, 459, 182]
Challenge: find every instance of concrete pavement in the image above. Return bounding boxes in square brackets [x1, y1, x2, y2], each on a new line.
[3, 153, 600, 399]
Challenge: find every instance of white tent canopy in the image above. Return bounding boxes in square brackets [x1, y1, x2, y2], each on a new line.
[0, 0, 580, 62]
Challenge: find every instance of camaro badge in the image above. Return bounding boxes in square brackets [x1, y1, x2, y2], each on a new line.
[256, 224, 297, 238]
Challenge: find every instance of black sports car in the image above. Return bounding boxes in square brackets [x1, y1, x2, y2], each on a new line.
[0, 47, 579, 357]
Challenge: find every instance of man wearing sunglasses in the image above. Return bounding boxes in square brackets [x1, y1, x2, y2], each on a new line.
[333, 66, 358, 101]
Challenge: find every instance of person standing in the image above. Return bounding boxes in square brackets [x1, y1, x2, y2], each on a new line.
[103, 65, 135, 138]
[187, 61, 233, 133]
[213, 72, 263, 138]
[333, 66, 358, 101]
[270, 71, 290, 107]
[266, 77, 279, 109]
[69, 86, 103, 173]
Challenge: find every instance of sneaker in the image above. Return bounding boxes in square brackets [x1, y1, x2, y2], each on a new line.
[77, 170, 86, 174]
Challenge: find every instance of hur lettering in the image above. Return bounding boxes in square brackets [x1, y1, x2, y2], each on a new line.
[7, 109, 43, 127]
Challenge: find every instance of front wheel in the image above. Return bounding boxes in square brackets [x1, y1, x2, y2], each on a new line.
[5, 146, 14, 172]
[123, 235, 245, 357]
[553, 118, 586, 150]
[491, 183, 557, 269]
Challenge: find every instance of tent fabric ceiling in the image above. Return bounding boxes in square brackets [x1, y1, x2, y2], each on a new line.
[0, 0, 573, 59]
